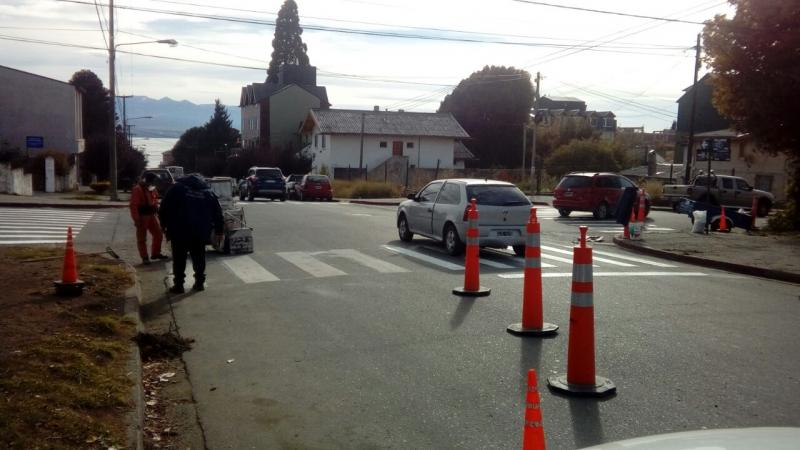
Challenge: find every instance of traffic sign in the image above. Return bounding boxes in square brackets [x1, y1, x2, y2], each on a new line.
[26, 136, 44, 148]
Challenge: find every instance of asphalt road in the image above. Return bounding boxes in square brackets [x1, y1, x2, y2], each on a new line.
[147, 200, 799, 449]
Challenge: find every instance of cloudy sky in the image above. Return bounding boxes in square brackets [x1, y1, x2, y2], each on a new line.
[1, 0, 733, 131]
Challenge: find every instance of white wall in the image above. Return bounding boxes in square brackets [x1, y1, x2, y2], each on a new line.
[240, 103, 260, 148]
[308, 132, 455, 173]
[0, 163, 33, 196]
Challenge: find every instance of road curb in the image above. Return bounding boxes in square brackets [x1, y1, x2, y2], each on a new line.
[612, 236, 800, 284]
[0, 201, 127, 209]
[122, 264, 145, 450]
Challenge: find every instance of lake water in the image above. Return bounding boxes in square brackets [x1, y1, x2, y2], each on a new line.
[133, 137, 178, 168]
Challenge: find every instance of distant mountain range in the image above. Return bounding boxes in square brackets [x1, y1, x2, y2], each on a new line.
[120, 96, 241, 139]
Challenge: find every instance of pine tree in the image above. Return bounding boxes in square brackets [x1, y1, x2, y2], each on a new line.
[266, 0, 310, 83]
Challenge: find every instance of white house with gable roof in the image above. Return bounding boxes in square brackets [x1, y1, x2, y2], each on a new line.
[300, 107, 471, 179]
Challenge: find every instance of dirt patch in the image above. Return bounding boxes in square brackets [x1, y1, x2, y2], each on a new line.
[0, 245, 136, 449]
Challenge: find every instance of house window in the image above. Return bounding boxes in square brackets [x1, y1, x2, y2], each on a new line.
[321, 135, 326, 148]
[314, 135, 318, 147]
[379, 141, 387, 148]
[406, 142, 414, 149]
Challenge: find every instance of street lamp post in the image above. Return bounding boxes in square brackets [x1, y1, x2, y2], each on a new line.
[108, 0, 176, 200]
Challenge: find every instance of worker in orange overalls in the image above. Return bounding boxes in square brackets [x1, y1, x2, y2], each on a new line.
[130, 172, 168, 265]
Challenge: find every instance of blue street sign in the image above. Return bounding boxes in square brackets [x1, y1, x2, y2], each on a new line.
[26, 136, 44, 148]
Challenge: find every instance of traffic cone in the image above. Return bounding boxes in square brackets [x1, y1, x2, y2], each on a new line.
[507, 208, 558, 336]
[718, 206, 729, 232]
[54, 226, 85, 296]
[547, 226, 616, 397]
[522, 369, 546, 450]
[628, 210, 638, 240]
[453, 199, 490, 296]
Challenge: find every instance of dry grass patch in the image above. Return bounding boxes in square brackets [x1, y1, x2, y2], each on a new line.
[333, 180, 401, 198]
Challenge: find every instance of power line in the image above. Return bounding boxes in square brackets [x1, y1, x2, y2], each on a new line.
[511, 0, 705, 24]
[93, 0, 108, 49]
[54, 0, 691, 52]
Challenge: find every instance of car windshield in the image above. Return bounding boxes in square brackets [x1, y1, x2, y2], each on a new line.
[256, 169, 282, 179]
[307, 176, 329, 184]
[465, 185, 530, 206]
[557, 176, 592, 188]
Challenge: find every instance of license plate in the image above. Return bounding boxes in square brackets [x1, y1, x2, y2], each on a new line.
[564, 191, 574, 197]
[496, 230, 514, 237]
[315, 185, 321, 190]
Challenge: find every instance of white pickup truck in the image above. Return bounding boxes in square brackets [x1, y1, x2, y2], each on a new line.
[662, 174, 774, 217]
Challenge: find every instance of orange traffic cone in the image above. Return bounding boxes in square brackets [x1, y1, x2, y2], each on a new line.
[547, 226, 616, 397]
[453, 198, 490, 297]
[522, 369, 546, 450]
[54, 226, 85, 296]
[718, 206, 729, 232]
[507, 208, 558, 336]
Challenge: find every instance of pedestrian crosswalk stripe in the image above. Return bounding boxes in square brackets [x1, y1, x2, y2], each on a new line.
[0, 225, 83, 230]
[222, 255, 279, 283]
[0, 240, 66, 245]
[478, 257, 519, 269]
[499, 272, 708, 279]
[277, 251, 348, 277]
[482, 248, 558, 268]
[327, 248, 409, 273]
[0, 230, 73, 234]
[585, 249, 677, 268]
[0, 207, 97, 245]
[540, 245, 635, 267]
[382, 245, 463, 271]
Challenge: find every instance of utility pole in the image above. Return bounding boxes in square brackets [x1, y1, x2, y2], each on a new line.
[530, 71, 541, 193]
[108, 0, 118, 201]
[521, 123, 526, 181]
[358, 112, 365, 175]
[684, 33, 701, 184]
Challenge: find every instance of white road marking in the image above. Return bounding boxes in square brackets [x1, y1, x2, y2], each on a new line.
[498, 272, 710, 279]
[540, 245, 635, 267]
[382, 245, 463, 271]
[277, 251, 347, 277]
[540, 253, 576, 265]
[222, 255, 280, 283]
[478, 258, 518, 269]
[0, 240, 66, 245]
[483, 248, 558, 268]
[0, 225, 83, 230]
[587, 249, 677, 268]
[0, 230, 74, 234]
[594, 227, 675, 233]
[350, 213, 372, 216]
[327, 248, 409, 273]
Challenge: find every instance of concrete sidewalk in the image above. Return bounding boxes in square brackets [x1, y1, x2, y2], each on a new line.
[614, 227, 800, 284]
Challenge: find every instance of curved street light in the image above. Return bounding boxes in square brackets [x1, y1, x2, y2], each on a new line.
[108, 2, 177, 200]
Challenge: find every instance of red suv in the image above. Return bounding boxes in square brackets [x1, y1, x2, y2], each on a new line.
[296, 174, 333, 201]
[553, 172, 650, 219]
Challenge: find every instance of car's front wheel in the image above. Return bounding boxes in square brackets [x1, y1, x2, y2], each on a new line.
[558, 208, 571, 217]
[444, 224, 464, 256]
[398, 214, 413, 242]
[593, 201, 610, 220]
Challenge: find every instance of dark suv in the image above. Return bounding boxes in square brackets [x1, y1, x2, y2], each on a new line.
[553, 172, 650, 219]
[241, 167, 286, 201]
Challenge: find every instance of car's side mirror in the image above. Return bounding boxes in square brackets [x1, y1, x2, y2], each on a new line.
[407, 193, 417, 200]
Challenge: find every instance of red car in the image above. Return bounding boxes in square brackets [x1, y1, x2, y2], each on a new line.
[553, 172, 650, 219]
[296, 174, 333, 201]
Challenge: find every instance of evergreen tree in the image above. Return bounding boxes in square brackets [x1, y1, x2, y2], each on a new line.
[438, 66, 534, 168]
[266, 0, 310, 83]
[171, 100, 241, 175]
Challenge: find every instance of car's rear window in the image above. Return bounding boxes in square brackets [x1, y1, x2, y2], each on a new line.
[557, 176, 592, 188]
[307, 176, 329, 184]
[256, 169, 283, 179]
[465, 185, 530, 206]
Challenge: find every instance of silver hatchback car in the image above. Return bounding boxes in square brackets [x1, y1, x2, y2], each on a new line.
[396, 179, 533, 256]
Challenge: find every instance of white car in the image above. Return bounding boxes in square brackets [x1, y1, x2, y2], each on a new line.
[396, 179, 532, 256]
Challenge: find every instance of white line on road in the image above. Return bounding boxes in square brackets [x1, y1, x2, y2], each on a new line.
[350, 213, 372, 216]
[0, 225, 83, 230]
[382, 245, 463, 271]
[498, 271, 709, 279]
[482, 249, 558, 268]
[0, 240, 66, 245]
[0, 230, 74, 234]
[327, 248, 409, 273]
[540, 245, 635, 267]
[222, 255, 280, 283]
[277, 251, 348, 277]
[587, 249, 677, 268]
[478, 258, 518, 269]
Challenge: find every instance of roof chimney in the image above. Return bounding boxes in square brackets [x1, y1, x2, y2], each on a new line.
[373, 105, 379, 112]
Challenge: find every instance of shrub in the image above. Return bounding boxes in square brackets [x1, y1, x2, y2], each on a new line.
[644, 179, 664, 203]
[332, 180, 399, 198]
[90, 181, 110, 194]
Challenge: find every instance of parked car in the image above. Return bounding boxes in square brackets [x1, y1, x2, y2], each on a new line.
[164, 165, 184, 180]
[397, 179, 532, 256]
[662, 173, 774, 217]
[552, 172, 650, 219]
[296, 174, 333, 201]
[141, 169, 174, 197]
[241, 166, 286, 201]
[285, 174, 305, 199]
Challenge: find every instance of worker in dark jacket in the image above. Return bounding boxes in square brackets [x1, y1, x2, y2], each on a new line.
[159, 174, 224, 293]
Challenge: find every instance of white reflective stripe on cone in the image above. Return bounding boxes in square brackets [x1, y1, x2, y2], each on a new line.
[526, 233, 540, 247]
[571, 263, 593, 282]
[571, 292, 593, 307]
[525, 258, 541, 269]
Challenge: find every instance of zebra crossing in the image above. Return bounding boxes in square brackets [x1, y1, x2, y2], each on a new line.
[534, 206, 675, 232]
[211, 243, 708, 286]
[0, 207, 106, 245]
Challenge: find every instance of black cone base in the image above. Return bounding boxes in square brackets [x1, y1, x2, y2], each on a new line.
[452, 286, 491, 297]
[54, 279, 85, 297]
[547, 374, 616, 397]
[506, 322, 559, 336]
